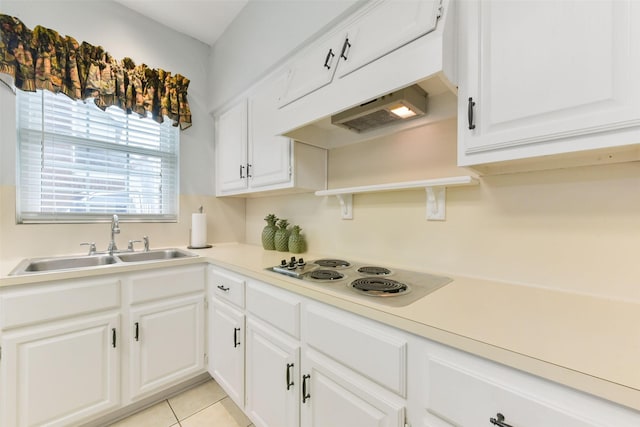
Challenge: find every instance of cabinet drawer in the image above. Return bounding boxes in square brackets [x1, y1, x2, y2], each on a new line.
[208, 266, 245, 308]
[425, 348, 640, 427]
[0, 277, 120, 330]
[128, 265, 206, 304]
[304, 303, 407, 397]
[246, 280, 300, 338]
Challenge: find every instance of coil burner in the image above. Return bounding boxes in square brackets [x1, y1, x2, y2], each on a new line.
[307, 269, 345, 281]
[267, 256, 452, 307]
[357, 266, 392, 276]
[350, 277, 409, 297]
[313, 259, 351, 269]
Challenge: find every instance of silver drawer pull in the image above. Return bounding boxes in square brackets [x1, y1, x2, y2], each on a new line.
[217, 285, 230, 292]
[490, 413, 514, 427]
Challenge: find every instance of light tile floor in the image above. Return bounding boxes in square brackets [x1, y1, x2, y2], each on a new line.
[108, 379, 254, 427]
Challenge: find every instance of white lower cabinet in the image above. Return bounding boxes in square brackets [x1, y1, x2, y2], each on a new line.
[213, 272, 640, 427]
[0, 265, 207, 427]
[300, 349, 405, 427]
[126, 265, 207, 402]
[0, 277, 122, 427]
[1, 312, 120, 427]
[3, 264, 638, 426]
[414, 340, 640, 427]
[241, 277, 406, 427]
[128, 294, 205, 400]
[245, 318, 300, 427]
[209, 298, 245, 408]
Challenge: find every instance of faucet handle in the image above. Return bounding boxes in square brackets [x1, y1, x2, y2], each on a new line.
[143, 236, 149, 252]
[128, 240, 142, 251]
[80, 242, 96, 255]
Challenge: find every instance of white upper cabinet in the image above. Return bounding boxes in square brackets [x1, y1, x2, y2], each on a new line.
[248, 74, 294, 189]
[335, 0, 441, 79]
[278, 30, 348, 108]
[278, 0, 443, 110]
[215, 73, 327, 197]
[216, 100, 248, 193]
[458, 0, 640, 168]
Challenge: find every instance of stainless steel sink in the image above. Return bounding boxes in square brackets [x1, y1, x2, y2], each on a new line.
[11, 254, 120, 275]
[115, 248, 197, 263]
[9, 248, 198, 275]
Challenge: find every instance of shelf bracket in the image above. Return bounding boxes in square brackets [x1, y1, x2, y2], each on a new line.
[335, 194, 353, 220]
[316, 176, 478, 221]
[425, 186, 446, 221]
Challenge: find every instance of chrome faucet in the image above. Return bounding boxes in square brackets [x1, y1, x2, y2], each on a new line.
[143, 236, 150, 252]
[107, 214, 120, 254]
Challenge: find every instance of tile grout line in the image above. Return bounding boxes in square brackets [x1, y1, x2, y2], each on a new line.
[166, 399, 181, 426]
[179, 401, 219, 424]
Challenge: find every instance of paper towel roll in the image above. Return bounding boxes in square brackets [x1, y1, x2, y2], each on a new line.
[191, 213, 207, 248]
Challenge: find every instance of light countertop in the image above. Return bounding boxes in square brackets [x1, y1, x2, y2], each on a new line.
[1, 243, 639, 411]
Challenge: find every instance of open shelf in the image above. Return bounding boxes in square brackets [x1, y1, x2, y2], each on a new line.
[315, 176, 479, 220]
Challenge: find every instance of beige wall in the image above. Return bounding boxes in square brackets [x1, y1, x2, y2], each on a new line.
[246, 119, 640, 302]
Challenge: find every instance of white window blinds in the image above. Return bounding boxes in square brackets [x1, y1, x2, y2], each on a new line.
[16, 90, 179, 223]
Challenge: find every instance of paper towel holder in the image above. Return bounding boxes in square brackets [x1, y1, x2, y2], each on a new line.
[188, 206, 213, 249]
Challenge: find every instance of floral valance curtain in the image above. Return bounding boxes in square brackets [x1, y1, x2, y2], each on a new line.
[0, 14, 192, 130]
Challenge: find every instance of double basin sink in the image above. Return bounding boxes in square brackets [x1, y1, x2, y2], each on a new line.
[10, 248, 198, 276]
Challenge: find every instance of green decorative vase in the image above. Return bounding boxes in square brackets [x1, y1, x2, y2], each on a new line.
[274, 219, 290, 252]
[261, 214, 278, 250]
[288, 225, 306, 254]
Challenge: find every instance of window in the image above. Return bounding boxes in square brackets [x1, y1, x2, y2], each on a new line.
[16, 90, 179, 223]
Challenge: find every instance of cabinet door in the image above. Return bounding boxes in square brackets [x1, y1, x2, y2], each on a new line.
[458, 0, 640, 165]
[1, 312, 120, 427]
[129, 294, 205, 400]
[216, 100, 248, 193]
[245, 318, 300, 427]
[209, 298, 245, 409]
[336, 0, 441, 79]
[300, 349, 405, 427]
[248, 74, 292, 189]
[278, 30, 348, 108]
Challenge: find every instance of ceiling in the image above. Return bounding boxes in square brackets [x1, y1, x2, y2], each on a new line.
[113, 0, 249, 46]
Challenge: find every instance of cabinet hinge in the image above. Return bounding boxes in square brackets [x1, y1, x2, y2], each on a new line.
[436, 0, 443, 20]
[204, 353, 209, 364]
[204, 296, 209, 310]
[289, 165, 292, 177]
